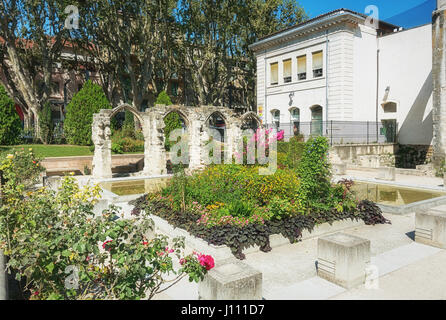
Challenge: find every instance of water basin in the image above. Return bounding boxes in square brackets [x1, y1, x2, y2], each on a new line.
[100, 178, 170, 196]
[352, 182, 445, 206]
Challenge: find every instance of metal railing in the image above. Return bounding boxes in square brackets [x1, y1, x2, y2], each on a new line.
[265, 121, 398, 145]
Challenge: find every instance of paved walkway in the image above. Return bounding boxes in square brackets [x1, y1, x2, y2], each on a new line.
[114, 171, 446, 300]
[141, 209, 446, 300]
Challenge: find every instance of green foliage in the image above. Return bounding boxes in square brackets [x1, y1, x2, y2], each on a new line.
[163, 112, 182, 151]
[0, 147, 44, 189]
[276, 137, 305, 169]
[155, 90, 173, 106]
[122, 110, 135, 130]
[111, 142, 124, 154]
[111, 127, 144, 153]
[39, 102, 53, 144]
[64, 81, 112, 146]
[0, 85, 22, 145]
[296, 136, 332, 211]
[0, 170, 212, 299]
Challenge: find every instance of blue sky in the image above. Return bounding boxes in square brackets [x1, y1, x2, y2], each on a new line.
[297, 0, 436, 28]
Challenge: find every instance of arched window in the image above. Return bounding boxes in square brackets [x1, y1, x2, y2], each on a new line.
[207, 112, 226, 143]
[290, 108, 300, 136]
[271, 109, 280, 129]
[310, 105, 323, 136]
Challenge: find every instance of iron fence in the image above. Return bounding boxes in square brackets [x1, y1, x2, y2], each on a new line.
[265, 121, 398, 145]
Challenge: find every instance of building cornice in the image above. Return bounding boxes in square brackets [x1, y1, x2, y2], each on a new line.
[249, 12, 365, 53]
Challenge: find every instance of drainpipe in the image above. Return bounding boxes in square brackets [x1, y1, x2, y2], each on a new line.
[325, 30, 329, 132]
[376, 42, 380, 142]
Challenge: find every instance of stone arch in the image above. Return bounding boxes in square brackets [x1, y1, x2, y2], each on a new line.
[110, 103, 144, 125]
[163, 108, 191, 130]
[205, 111, 227, 143]
[240, 111, 261, 130]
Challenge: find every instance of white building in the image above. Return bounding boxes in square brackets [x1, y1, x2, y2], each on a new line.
[249, 8, 433, 146]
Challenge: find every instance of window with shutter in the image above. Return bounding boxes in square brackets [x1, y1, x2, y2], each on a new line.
[297, 55, 307, 80]
[270, 63, 278, 85]
[312, 51, 323, 78]
[283, 59, 292, 83]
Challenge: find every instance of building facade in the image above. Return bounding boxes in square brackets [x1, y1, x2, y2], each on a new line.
[249, 8, 434, 146]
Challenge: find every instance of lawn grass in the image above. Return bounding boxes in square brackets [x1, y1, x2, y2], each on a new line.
[0, 144, 145, 158]
[0, 144, 93, 158]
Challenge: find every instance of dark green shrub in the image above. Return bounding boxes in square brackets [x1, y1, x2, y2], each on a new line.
[122, 110, 135, 130]
[111, 142, 124, 154]
[0, 85, 22, 145]
[155, 90, 172, 106]
[64, 80, 112, 146]
[286, 136, 305, 169]
[163, 112, 182, 151]
[296, 136, 332, 210]
[39, 102, 53, 144]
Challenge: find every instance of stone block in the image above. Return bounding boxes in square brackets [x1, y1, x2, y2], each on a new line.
[377, 167, 396, 181]
[198, 262, 262, 300]
[317, 233, 371, 289]
[415, 209, 446, 248]
[332, 163, 347, 175]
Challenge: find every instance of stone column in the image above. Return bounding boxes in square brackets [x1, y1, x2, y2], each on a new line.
[91, 112, 113, 179]
[189, 119, 205, 171]
[226, 124, 242, 164]
[144, 113, 167, 176]
[432, 0, 446, 167]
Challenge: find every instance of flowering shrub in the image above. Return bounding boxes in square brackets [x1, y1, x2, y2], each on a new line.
[132, 136, 390, 260]
[0, 147, 45, 188]
[0, 159, 213, 299]
[234, 128, 283, 165]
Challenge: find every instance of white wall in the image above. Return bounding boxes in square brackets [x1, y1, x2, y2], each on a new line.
[254, 20, 433, 146]
[353, 25, 379, 122]
[378, 24, 433, 145]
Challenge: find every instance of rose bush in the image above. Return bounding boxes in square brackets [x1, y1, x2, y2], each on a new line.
[0, 154, 213, 300]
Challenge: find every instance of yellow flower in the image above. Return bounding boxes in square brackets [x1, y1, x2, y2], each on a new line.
[70, 172, 75, 176]
[6, 154, 13, 159]
[29, 148, 33, 152]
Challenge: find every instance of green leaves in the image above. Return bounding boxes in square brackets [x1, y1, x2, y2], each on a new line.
[0, 85, 22, 145]
[64, 80, 112, 146]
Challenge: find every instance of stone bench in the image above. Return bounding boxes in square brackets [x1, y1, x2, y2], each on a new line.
[415, 209, 446, 249]
[317, 233, 370, 289]
[376, 167, 396, 181]
[198, 261, 262, 300]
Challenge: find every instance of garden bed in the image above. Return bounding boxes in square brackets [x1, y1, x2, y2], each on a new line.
[130, 137, 390, 260]
[146, 213, 364, 263]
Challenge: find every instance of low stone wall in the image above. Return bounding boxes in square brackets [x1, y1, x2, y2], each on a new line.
[41, 154, 144, 175]
[329, 143, 396, 168]
[150, 214, 364, 264]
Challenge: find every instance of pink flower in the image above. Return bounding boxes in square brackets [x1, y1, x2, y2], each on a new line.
[196, 254, 215, 271]
[102, 240, 113, 251]
[179, 258, 186, 265]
